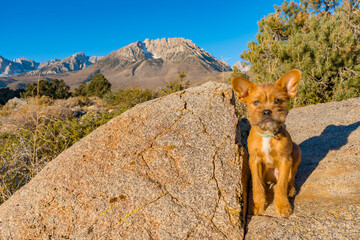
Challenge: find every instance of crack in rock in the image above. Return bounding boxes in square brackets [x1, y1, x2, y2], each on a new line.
[184, 222, 199, 239]
[167, 190, 229, 239]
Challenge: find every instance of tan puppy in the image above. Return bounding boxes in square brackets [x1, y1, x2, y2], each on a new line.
[232, 70, 301, 217]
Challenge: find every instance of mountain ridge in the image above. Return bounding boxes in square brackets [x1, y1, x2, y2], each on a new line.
[84, 38, 231, 89]
[0, 38, 232, 90]
[0, 56, 38, 76]
[0, 53, 102, 77]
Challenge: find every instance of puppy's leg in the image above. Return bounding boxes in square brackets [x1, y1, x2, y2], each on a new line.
[288, 143, 301, 197]
[249, 156, 266, 215]
[274, 159, 292, 217]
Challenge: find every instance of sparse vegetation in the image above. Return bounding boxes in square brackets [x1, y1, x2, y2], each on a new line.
[161, 70, 190, 96]
[104, 88, 157, 112]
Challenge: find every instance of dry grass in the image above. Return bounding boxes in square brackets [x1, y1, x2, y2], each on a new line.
[0, 95, 111, 204]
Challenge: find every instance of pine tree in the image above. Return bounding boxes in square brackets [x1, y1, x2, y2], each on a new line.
[49, 79, 71, 99]
[21, 79, 70, 99]
[86, 74, 112, 98]
[241, 0, 360, 106]
[74, 81, 88, 97]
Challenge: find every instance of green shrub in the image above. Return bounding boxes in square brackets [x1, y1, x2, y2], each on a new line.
[241, 0, 360, 107]
[86, 74, 111, 98]
[73, 81, 88, 97]
[21, 79, 70, 99]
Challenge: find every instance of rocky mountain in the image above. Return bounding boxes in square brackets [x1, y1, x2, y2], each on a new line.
[0, 56, 13, 76]
[143, 38, 230, 71]
[79, 38, 232, 89]
[88, 56, 102, 64]
[0, 56, 38, 76]
[0, 38, 231, 90]
[232, 61, 250, 72]
[96, 38, 230, 72]
[12, 57, 39, 70]
[38, 59, 60, 69]
[0, 53, 102, 77]
[21, 52, 104, 76]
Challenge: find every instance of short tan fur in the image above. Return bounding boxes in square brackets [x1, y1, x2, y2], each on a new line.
[232, 69, 301, 217]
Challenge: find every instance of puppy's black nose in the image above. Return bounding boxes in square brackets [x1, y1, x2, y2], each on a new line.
[263, 109, 272, 116]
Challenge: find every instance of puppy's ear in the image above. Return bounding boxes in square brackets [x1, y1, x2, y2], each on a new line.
[232, 77, 257, 102]
[275, 69, 301, 98]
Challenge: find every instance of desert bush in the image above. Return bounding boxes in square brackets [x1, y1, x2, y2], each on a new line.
[0, 108, 118, 204]
[0, 132, 35, 202]
[1, 97, 73, 133]
[241, 0, 360, 107]
[69, 96, 91, 107]
[104, 88, 157, 112]
[161, 71, 190, 96]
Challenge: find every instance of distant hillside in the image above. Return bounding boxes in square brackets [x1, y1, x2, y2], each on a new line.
[0, 53, 102, 77]
[0, 38, 231, 90]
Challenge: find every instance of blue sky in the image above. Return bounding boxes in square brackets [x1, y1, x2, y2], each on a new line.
[1, 0, 285, 66]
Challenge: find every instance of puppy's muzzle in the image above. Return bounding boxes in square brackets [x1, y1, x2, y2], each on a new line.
[263, 109, 272, 116]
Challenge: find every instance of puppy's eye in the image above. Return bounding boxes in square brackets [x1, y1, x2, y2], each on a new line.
[274, 99, 283, 104]
[253, 100, 260, 105]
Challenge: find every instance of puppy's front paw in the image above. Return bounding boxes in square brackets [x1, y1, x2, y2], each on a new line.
[253, 205, 265, 215]
[275, 202, 292, 217]
[253, 198, 266, 215]
[288, 186, 296, 197]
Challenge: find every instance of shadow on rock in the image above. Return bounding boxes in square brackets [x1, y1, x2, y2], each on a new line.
[296, 121, 360, 192]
